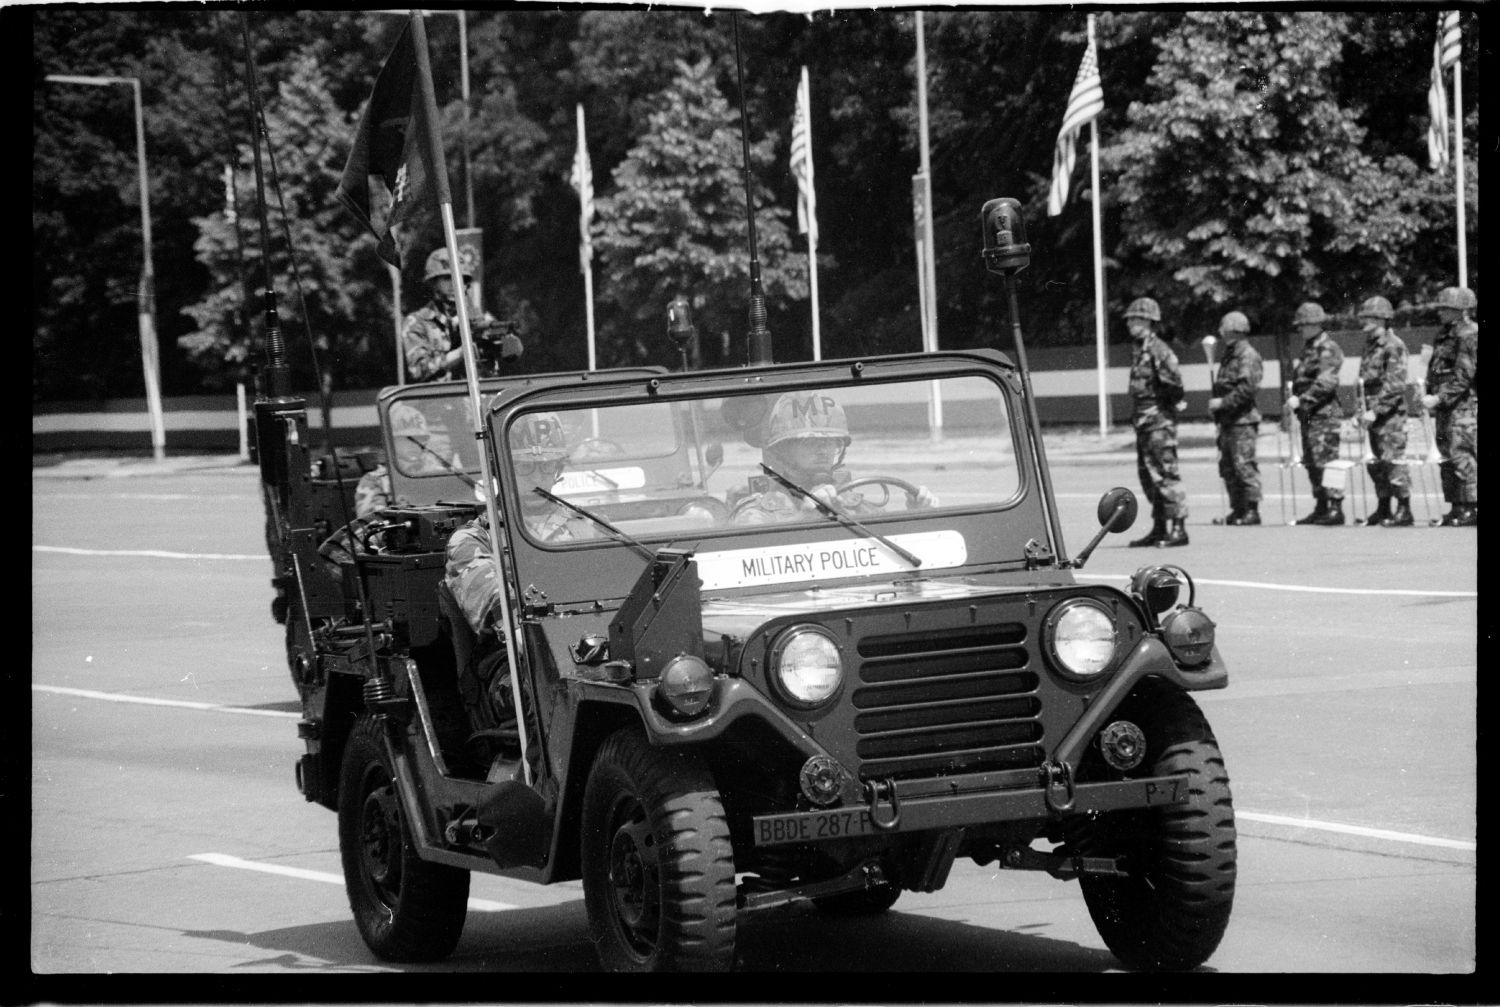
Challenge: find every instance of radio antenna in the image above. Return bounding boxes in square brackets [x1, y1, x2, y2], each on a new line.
[732, 13, 773, 365]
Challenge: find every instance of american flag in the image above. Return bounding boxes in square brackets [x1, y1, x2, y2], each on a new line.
[791, 66, 817, 245]
[1427, 12, 1461, 170]
[570, 103, 593, 266]
[1047, 33, 1104, 217]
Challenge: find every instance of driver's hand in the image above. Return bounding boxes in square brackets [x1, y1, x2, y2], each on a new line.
[808, 484, 840, 509]
[910, 486, 940, 509]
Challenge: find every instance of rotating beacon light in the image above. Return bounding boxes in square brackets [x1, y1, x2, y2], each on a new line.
[667, 295, 696, 372]
[980, 197, 1031, 276]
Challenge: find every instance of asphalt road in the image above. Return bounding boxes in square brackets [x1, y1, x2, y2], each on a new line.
[29, 443, 1478, 990]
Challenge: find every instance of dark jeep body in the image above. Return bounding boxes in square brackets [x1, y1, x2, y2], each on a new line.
[259, 347, 1236, 972]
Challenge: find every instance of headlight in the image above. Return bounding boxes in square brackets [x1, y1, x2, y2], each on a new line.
[770, 626, 843, 707]
[657, 655, 714, 717]
[1046, 601, 1118, 679]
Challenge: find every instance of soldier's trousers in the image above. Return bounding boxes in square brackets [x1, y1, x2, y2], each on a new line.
[1135, 423, 1187, 519]
[1299, 414, 1343, 501]
[1365, 412, 1410, 497]
[1435, 410, 1478, 504]
[1217, 423, 1261, 505]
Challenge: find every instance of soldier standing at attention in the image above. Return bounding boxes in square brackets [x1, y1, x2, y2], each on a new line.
[1123, 297, 1189, 548]
[1356, 295, 1413, 526]
[403, 247, 519, 383]
[1286, 302, 1347, 525]
[1208, 311, 1264, 525]
[1422, 286, 1478, 526]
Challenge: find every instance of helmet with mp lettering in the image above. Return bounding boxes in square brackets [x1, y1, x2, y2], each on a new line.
[763, 392, 851, 483]
[509, 411, 570, 495]
[1357, 295, 1394, 321]
[1219, 310, 1250, 335]
[1293, 302, 1327, 326]
[1124, 297, 1161, 323]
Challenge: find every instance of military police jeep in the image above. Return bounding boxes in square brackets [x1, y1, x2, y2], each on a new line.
[257, 212, 1235, 975]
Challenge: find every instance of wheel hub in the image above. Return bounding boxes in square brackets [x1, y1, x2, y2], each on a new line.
[360, 785, 402, 892]
[606, 811, 659, 948]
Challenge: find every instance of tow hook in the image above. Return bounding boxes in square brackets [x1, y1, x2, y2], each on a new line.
[1041, 759, 1076, 813]
[863, 777, 901, 831]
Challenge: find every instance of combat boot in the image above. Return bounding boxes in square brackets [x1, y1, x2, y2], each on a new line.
[1294, 497, 1326, 525]
[1157, 518, 1189, 547]
[1129, 514, 1167, 547]
[1364, 497, 1391, 526]
[1312, 498, 1345, 526]
[1228, 503, 1261, 526]
[1379, 497, 1414, 527]
[1437, 506, 1462, 526]
[1454, 504, 1477, 527]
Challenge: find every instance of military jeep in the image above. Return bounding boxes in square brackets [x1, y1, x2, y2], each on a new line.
[258, 313, 1237, 971]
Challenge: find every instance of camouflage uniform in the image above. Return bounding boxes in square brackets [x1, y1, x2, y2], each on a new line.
[1129, 333, 1188, 521]
[1290, 332, 1346, 504]
[1359, 327, 1411, 499]
[730, 469, 882, 525]
[1426, 318, 1478, 507]
[1210, 337, 1264, 510]
[401, 300, 503, 383]
[354, 465, 393, 519]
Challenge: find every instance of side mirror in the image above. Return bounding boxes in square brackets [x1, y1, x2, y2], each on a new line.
[1096, 486, 1139, 532]
[1069, 487, 1139, 569]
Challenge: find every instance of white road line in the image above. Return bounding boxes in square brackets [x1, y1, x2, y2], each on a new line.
[189, 854, 517, 912]
[1237, 812, 1475, 851]
[1074, 572, 1475, 598]
[32, 684, 301, 718]
[34, 545, 265, 561]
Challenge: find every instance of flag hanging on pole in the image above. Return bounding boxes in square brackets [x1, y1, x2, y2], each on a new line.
[791, 66, 818, 245]
[1047, 33, 1104, 217]
[335, 21, 438, 268]
[570, 103, 594, 269]
[1427, 11, 1460, 170]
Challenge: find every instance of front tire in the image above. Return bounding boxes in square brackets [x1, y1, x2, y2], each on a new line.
[1068, 680, 1236, 971]
[338, 714, 470, 962]
[581, 727, 737, 972]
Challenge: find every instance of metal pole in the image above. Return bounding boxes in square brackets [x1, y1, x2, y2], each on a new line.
[1087, 16, 1108, 441]
[1452, 57, 1466, 285]
[459, 10, 473, 229]
[46, 74, 166, 461]
[915, 13, 942, 438]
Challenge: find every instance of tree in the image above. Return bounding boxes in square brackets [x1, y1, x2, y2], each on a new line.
[592, 57, 806, 369]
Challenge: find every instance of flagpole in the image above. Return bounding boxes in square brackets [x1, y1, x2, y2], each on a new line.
[915, 12, 942, 438]
[1452, 55, 1466, 285]
[577, 103, 597, 371]
[409, 9, 532, 788]
[1087, 15, 1108, 440]
[801, 67, 822, 362]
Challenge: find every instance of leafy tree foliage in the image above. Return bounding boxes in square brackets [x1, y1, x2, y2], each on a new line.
[592, 57, 806, 370]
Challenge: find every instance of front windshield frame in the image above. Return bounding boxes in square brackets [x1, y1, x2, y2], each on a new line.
[489, 351, 1052, 606]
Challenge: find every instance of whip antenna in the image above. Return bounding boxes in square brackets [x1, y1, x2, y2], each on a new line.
[238, 15, 290, 399]
[732, 14, 772, 365]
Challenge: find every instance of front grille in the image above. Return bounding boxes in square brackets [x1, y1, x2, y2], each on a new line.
[851, 622, 1042, 779]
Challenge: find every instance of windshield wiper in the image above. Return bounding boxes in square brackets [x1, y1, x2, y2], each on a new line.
[759, 463, 923, 568]
[529, 485, 655, 560]
[404, 435, 478, 488]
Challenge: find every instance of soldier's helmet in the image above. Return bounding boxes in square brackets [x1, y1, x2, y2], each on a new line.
[1124, 297, 1161, 322]
[424, 246, 477, 283]
[1293, 302, 1327, 326]
[764, 392, 852, 450]
[1357, 295, 1394, 320]
[1219, 310, 1251, 334]
[1435, 286, 1477, 312]
[389, 402, 431, 443]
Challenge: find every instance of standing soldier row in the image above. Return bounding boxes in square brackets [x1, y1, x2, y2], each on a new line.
[1121, 288, 1475, 537]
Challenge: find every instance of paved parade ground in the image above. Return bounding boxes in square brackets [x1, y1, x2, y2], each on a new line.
[29, 434, 1477, 988]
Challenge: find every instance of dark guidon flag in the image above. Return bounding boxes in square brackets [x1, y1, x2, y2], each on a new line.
[335, 21, 435, 268]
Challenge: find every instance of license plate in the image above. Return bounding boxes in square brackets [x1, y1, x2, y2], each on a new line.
[754, 808, 875, 846]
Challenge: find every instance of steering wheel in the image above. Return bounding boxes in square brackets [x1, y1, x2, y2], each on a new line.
[572, 437, 626, 460]
[841, 475, 925, 509]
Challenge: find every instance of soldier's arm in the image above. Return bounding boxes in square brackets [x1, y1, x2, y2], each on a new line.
[1303, 343, 1342, 411]
[1156, 347, 1185, 408]
[444, 522, 501, 633]
[1370, 345, 1408, 415]
[1218, 349, 1262, 414]
[403, 316, 447, 383]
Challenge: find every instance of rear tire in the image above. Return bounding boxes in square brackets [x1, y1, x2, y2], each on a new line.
[1068, 680, 1236, 971]
[338, 714, 470, 962]
[581, 727, 737, 971]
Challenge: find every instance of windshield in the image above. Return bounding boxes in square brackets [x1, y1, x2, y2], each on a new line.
[504, 374, 1021, 554]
